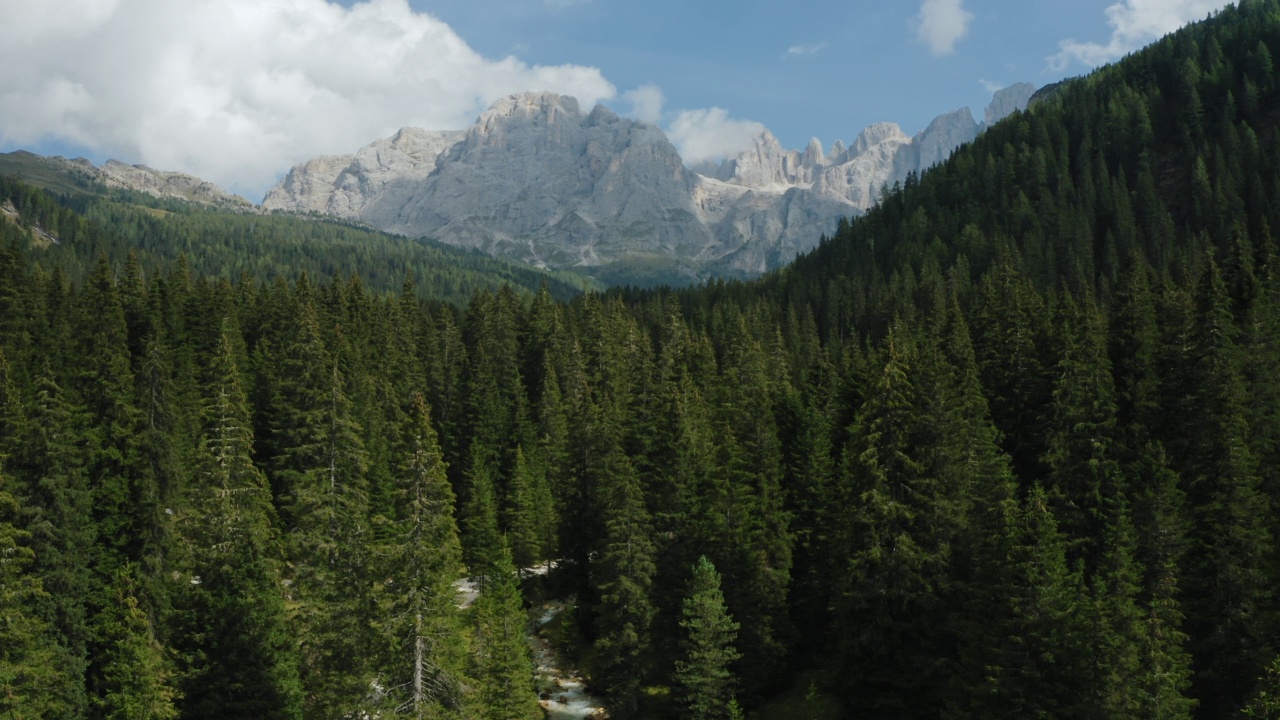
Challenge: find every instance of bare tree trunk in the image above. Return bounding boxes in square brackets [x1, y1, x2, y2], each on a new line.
[413, 612, 424, 719]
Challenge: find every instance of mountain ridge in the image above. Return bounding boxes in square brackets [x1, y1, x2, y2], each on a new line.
[263, 82, 1036, 284]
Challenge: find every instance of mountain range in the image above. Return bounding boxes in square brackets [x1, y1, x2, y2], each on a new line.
[4, 83, 1035, 286]
[263, 83, 1034, 284]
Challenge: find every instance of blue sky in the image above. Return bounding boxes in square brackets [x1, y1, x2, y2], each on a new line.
[410, 0, 1114, 148]
[0, 0, 1231, 198]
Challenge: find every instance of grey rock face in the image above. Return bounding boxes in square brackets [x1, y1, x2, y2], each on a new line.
[261, 127, 462, 217]
[383, 93, 713, 270]
[93, 159, 252, 207]
[906, 108, 982, 174]
[262, 84, 1035, 281]
[709, 130, 825, 189]
[984, 82, 1038, 125]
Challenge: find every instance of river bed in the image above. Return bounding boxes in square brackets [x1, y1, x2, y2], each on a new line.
[530, 602, 606, 720]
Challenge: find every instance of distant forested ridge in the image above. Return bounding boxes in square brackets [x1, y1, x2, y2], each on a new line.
[3, 2, 1280, 719]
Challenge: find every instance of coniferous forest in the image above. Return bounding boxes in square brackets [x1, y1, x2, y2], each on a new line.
[5, 2, 1280, 719]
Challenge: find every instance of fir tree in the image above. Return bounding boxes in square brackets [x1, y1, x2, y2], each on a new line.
[369, 394, 471, 718]
[594, 448, 656, 719]
[461, 444, 505, 584]
[18, 367, 93, 717]
[173, 334, 302, 720]
[504, 445, 543, 570]
[470, 547, 539, 720]
[672, 556, 742, 720]
[0, 466, 71, 719]
[92, 566, 180, 720]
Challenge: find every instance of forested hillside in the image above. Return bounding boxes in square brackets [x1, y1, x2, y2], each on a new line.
[0, 173, 592, 305]
[3, 2, 1280, 720]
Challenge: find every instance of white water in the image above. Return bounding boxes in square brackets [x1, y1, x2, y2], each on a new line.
[530, 602, 606, 720]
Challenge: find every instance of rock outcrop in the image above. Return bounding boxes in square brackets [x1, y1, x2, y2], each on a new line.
[262, 127, 462, 219]
[262, 84, 1036, 282]
[984, 82, 1038, 125]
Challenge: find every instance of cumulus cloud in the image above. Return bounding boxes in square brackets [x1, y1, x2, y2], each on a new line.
[913, 0, 973, 57]
[0, 0, 615, 198]
[785, 42, 828, 58]
[666, 107, 765, 165]
[1049, 0, 1231, 71]
[623, 84, 665, 124]
[980, 78, 1005, 93]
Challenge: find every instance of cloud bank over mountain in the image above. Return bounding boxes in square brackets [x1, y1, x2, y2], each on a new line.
[0, 0, 616, 196]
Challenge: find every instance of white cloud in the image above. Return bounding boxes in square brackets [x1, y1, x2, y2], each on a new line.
[980, 78, 1005, 93]
[1048, 0, 1230, 71]
[623, 84, 665, 124]
[913, 0, 973, 57]
[785, 42, 828, 57]
[0, 0, 615, 199]
[666, 107, 765, 165]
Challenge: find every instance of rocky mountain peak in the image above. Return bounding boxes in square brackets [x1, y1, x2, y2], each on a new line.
[984, 82, 1038, 125]
[802, 138, 826, 168]
[913, 109, 980, 170]
[851, 122, 909, 156]
[480, 92, 581, 128]
[261, 82, 1035, 283]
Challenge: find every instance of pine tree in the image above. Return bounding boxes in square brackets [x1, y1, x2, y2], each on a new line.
[1179, 257, 1274, 716]
[470, 547, 539, 720]
[92, 566, 180, 720]
[0, 466, 71, 719]
[369, 394, 471, 718]
[672, 556, 742, 720]
[173, 333, 302, 720]
[834, 324, 959, 717]
[18, 366, 94, 717]
[594, 448, 656, 719]
[461, 444, 505, 583]
[504, 446, 543, 570]
[1042, 293, 1121, 565]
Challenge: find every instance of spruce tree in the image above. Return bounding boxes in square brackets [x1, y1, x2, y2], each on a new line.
[92, 566, 180, 720]
[1089, 500, 1147, 719]
[369, 394, 471, 718]
[594, 448, 656, 719]
[286, 359, 373, 720]
[0, 466, 71, 719]
[834, 324, 959, 717]
[1042, 293, 1121, 565]
[1180, 257, 1274, 716]
[504, 445, 545, 570]
[18, 367, 93, 717]
[673, 556, 742, 720]
[461, 444, 505, 583]
[1132, 447, 1196, 719]
[173, 334, 302, 720]
[470, 547, 539, 720]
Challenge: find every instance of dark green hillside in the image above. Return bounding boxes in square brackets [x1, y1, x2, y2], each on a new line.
[0, 174, 594, 304]
[2, 3, 1280, 720]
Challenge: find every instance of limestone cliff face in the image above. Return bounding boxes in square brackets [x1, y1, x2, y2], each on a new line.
[261, 127, 462, 218]
[381, 93, 713, 271]
[985, 82, 1038, 125]
[262, 84, 1035, 281]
